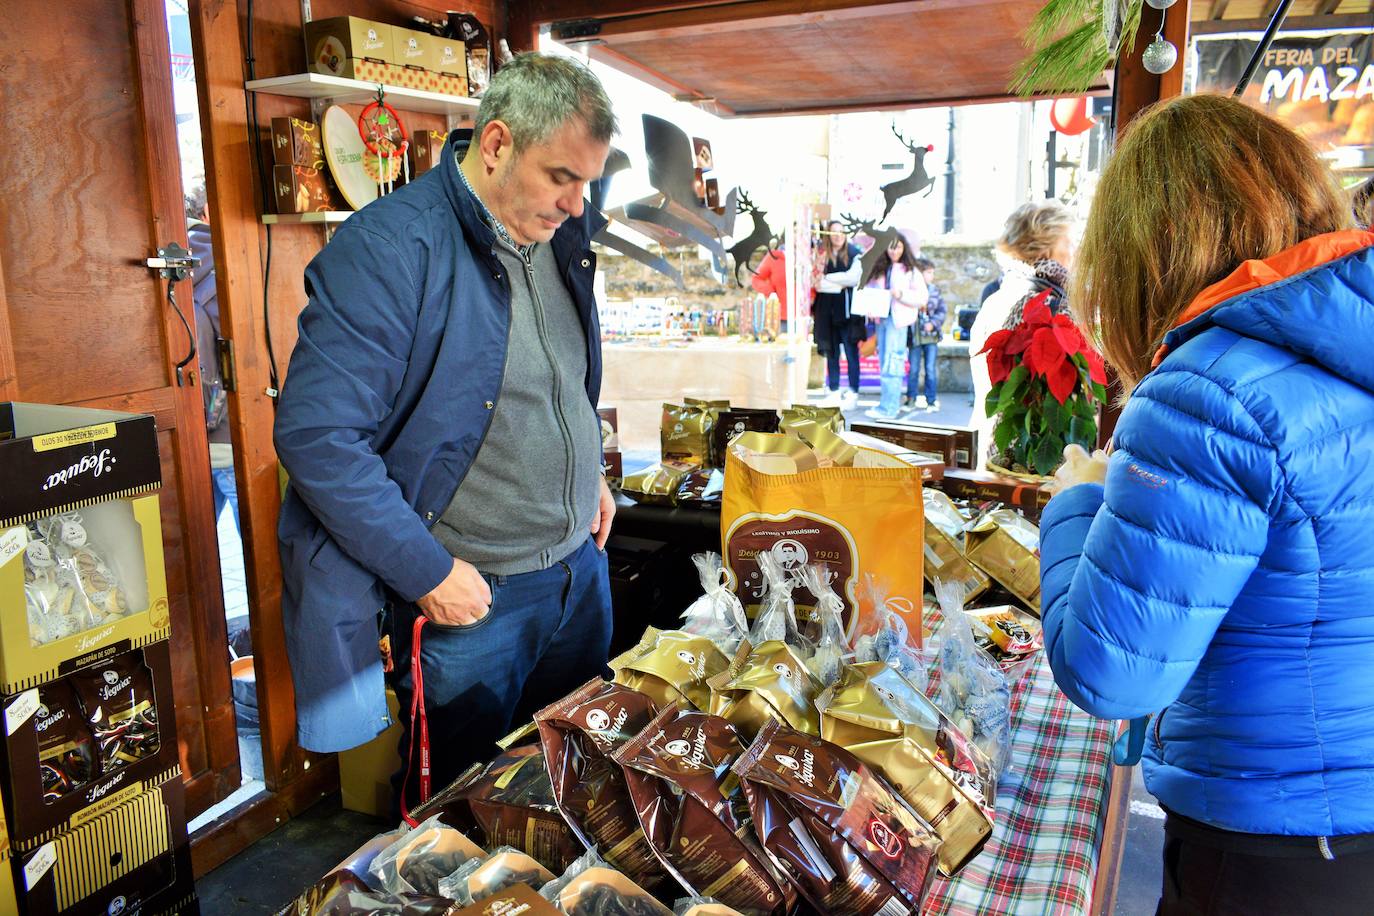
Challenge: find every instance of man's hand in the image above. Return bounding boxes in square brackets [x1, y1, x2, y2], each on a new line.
[1050, 443, 1110, 495]
[590, 476, 616, 550]
[416, 557, 492, 626]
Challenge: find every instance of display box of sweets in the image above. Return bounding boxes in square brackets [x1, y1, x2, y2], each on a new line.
[0, 403, 169, 694]
[302, 16, 396, 83]
[6, 769, 196, 916]
[3, 640, 179, 850]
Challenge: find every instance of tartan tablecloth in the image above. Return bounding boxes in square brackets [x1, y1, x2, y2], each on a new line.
[922, 645, 1117, 915]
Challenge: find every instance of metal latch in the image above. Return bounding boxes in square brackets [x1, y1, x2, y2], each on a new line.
[146, 242, 200, 281]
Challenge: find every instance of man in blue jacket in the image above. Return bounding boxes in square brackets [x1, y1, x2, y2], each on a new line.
[273, 53, 619, 807]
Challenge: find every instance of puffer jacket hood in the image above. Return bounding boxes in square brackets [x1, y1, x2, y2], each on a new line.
[1160, 229, 1374, 392]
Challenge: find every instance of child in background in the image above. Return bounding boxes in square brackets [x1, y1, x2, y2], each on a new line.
[906, 258, 946, 413]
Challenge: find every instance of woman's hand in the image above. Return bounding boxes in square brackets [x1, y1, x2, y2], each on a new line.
[1051, 443, 1109, 494]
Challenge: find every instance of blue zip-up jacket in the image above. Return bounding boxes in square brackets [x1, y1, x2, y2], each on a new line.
[274, 133, 606, 752]
[1040, 231, 1374, 836]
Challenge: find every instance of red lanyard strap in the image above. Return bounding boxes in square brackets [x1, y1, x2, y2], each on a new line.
[400, 615, 430, 827]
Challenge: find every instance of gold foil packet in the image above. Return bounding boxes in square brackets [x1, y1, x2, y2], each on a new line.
[622, 461, 695, 506]
[966, 509, 1041, 614]
[708, 640, 821, 739]
[818, 661, 994, 875]
[663, 403, 716, 466]
[610, 627, 731, 711]
[923, 490, 991, 603]
[780, 405, 843, 436]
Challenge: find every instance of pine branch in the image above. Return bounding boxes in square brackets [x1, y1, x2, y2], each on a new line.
[1012, 0, 1144, 97]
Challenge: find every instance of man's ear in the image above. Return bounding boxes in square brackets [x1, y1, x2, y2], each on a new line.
[477, 120, 513, 173]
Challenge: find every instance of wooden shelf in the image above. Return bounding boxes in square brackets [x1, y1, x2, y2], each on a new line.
[261, 211, 353, 225]
[245, 72, 479, 115]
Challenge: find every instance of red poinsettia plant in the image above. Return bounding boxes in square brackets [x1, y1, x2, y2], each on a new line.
[978, 291, 1109, 476]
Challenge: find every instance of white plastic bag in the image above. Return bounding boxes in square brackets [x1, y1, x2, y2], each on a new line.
[680, 552, 749, 654]
[934, 580, 1012, 776]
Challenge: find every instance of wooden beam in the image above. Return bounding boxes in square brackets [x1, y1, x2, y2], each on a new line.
[1090, 764, 1136, 916]
[1258, 0, 1284, 19]
[1315, 0, 1343, 14]
[1190, 12, 1372, 33]
[0, 252, 17, 400]
[190, 756, 340, 878]
[1206, 0, 1230, 18]
[188, 0, 313, 796]
[557, 0, 1004, 44]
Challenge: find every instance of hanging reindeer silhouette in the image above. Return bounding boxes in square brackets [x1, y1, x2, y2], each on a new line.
[728, 190, 776, 286]
[879, 125, 936, 223]
[840, 213, 901, 287]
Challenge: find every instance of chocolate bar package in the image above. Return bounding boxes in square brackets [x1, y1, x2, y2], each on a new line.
[923, 489, 991, 602]
[408, 744, 581, 874]
[35, 680, 97, 803]
[271, 116, 324, 167]
[273, 164, 341, 214]
[675, 468, 723, 508]
[965, 508, 1042, 614]
[409, 130, 448, 176]
[70, 652, 160, 773]
[709, 410, 779, 469]
[534, 679, 670, 893]
[733, 721, 940, 915]
[612, 707, 793, 915]
[967, 605, 1042, 682]
[707, 640, 821, 740]
[610, 628, 730, 711]
[451, 882, 562, 915]
[818, 661, 994, 874]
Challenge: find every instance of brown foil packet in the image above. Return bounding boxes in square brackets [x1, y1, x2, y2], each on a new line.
[70, 651, 160, 773]
[707, 640, 821, 740]
[409, 745, 581, 874]
[610, 628, 731, 711]
[818, 661, 994, 874]
[612, 707, 794, 916]
[709, 409, 779, 469]
[534, 679, 670, 893]
[732, 720, 940, 915]
[676, 468, 724, 507]
[35, 679, 98, 804]
[622, 461, 695, 507]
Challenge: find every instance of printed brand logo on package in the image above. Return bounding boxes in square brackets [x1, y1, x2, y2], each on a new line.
[108, 896, 128, 916]
[42, 448, 116, 491]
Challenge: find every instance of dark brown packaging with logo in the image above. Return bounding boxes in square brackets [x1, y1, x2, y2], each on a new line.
[272, 164, 343, 215]
[535, 679, 670, 893]
[35, 679, 97, 803]
[70, 652, 160, 773]
[612, 707, 793, 916]
[733, 720, 940, 916]
[710, 410, 779, 470]
[450, 881, 562, 915]
[409, 130, 448, 176]
[270, 116, 324, 167]
[409, 744, 581, 874]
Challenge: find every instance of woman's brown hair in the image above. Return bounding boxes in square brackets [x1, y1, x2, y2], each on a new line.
[1071, 93, 1352, 391]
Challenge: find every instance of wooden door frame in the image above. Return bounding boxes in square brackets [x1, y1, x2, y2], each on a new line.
[184, 0, 334, 872]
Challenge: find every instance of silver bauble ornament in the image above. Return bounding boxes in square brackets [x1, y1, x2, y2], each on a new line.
[1144, 0, 1177, 9]
[1142, 37, 1178, 75]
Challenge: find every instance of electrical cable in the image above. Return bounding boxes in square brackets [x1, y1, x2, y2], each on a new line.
[167, 285, 197, 386]
[244, 0, 281, 400]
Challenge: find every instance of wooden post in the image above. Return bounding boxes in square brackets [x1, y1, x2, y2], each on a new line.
[1098, 0, 1191, 448]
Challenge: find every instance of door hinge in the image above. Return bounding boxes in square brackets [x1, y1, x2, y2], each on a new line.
[216, 337, 237, 393]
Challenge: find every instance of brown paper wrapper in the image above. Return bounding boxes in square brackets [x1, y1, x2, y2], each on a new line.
[707, 640, 821, 739]
[733, 720, 939, 915]
[610, 628, 731, 711]
[612, 707, 794, 915]
[966, 509, 1041, 614]
[535, 679, 671, 893]
[819, 661, 994, 874]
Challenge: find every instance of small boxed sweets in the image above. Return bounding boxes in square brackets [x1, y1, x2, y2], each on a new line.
[0, 404, 168, 695]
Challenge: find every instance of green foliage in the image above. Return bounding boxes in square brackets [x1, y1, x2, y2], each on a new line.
[1011, 0, 1144, 97]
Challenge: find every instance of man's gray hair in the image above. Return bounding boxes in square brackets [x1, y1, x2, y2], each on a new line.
[473, 53, 618, 151]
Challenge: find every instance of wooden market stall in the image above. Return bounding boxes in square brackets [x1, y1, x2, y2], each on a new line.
[2, 0, 1368, 893]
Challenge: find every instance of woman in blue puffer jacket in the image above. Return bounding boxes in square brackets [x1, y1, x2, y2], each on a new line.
[1040, 94, 1374, 914]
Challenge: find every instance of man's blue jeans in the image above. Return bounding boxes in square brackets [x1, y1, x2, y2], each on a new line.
[386, 536, 612, 811]
[908, 342, 939, 403]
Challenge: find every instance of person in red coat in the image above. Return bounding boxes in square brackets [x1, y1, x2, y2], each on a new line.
[750, 244, 788, 333]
